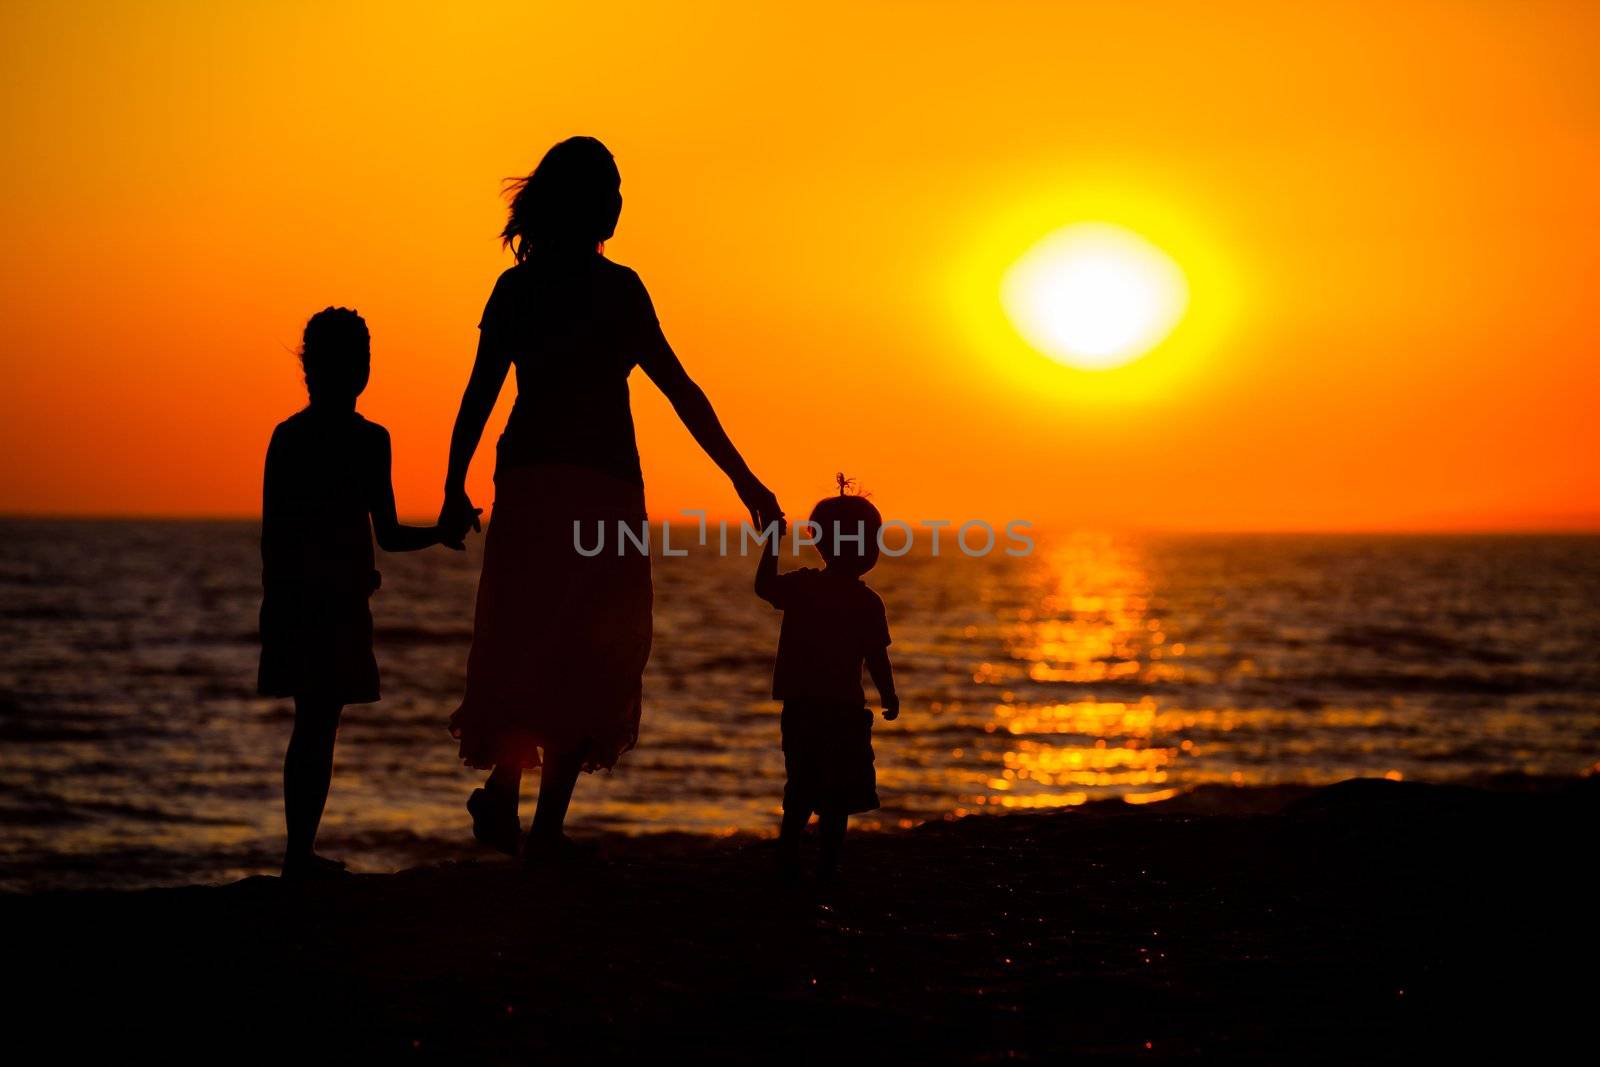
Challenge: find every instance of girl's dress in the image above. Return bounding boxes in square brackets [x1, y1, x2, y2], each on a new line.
[448, 252, 661, 771]
[258, 408, 384, 704]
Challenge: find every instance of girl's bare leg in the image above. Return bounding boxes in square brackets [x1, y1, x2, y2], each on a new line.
[283, 697, 343, 871]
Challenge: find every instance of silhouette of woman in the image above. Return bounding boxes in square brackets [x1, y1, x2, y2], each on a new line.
[441, 136, 781, 863]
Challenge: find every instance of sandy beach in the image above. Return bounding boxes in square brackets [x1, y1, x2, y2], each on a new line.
[5, 777, 1592, 1062]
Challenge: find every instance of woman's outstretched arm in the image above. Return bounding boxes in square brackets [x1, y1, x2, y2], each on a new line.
[638, 326, 781, 530]
[440, 334, 510, 535]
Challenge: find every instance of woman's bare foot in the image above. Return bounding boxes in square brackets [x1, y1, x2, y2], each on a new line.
[467, 788, 522, 856]
[281, 852, 350, 880]
[523, 832, 601, 869]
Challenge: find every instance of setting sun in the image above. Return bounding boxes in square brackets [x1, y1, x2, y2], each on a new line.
[1001, 223, 1189, 371]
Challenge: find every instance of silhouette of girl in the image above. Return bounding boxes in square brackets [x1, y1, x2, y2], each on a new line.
[440, 136, 781, 863]
[261, 308, 463, 878]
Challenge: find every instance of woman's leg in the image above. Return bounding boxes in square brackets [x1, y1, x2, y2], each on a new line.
[283, 696, 343, 868]
[485, 763, 522, 810]
[817, 812, 849, 880]
[526, 746, 585, 850]
[467, 762, 523, 855]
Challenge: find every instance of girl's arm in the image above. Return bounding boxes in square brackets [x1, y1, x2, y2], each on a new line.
[371, 428, 456, 552]
[439, 333, 509, 536]
[866, 648, 900, 720]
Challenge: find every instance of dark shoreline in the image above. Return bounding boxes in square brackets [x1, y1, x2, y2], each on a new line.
[5, 777, 1594, 1062]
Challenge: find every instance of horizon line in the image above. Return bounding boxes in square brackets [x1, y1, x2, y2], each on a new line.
[2, 510, 1598, 537]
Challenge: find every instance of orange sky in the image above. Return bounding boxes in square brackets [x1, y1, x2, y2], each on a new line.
[2, 1, 1597, 530]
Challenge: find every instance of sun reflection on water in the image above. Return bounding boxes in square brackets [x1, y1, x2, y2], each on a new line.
[947, 533, 1211, 812]
[971, 702, 1181, 809]
[923, 533, 1511, 817]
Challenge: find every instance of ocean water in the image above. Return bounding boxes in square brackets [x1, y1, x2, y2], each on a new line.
[2, 520, 1597, 890]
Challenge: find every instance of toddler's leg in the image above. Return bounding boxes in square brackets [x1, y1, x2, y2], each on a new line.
[778, 807, 810, 880]
[283, 696, 343, 874]
[817, 811, 848, 880]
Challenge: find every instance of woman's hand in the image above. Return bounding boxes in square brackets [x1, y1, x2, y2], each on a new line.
[736, 475, 782, 532]
[438, 489, 483, 546]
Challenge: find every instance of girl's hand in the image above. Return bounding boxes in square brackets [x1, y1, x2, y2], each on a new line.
[882, 696, 901, 722]
[736, 475, 782, 532]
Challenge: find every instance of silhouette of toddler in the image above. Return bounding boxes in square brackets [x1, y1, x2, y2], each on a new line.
[755, 475, 899, 881]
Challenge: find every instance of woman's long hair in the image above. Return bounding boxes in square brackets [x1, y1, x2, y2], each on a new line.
[501, 136, 622, 262]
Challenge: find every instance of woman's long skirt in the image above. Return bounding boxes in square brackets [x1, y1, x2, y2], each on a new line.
[449, 462, 653, 772]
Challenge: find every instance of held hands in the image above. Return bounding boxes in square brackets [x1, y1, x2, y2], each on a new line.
[736, 475, 783, 535]
[882, 696, 901, 722]
[434, 524, 471, 551]
[437, 489, 483, 551]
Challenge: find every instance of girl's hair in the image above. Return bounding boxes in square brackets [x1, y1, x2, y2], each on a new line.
[809, 473, 883, 576]
[299, 307, 370, 400]
[501, 136, 622, 262]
